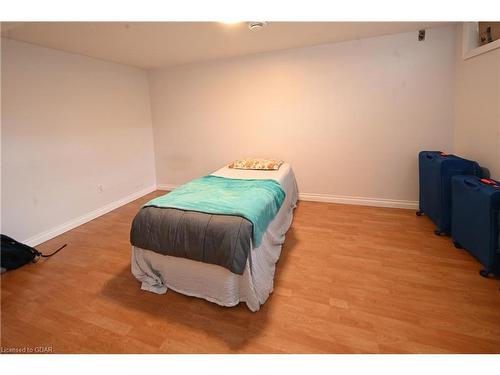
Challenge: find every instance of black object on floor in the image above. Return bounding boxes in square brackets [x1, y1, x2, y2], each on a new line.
[0, 234, 67, 271]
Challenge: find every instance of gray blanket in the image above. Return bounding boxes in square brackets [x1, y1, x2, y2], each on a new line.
[130, 207, 253, 274]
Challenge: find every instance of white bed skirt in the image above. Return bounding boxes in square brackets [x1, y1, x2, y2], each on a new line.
[131, 164, 298, 312]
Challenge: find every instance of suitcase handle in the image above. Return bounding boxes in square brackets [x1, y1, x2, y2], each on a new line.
[479, 178, 500, 189]
[463, 178, 480, 190]
[480, 178, 496, 185]
[425, 152, 449, 160]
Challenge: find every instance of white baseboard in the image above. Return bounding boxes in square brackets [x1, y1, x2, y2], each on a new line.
[22, 183, 416, 248]
[24, 185, 157, 247]
[299, 192, 418, 209]
[156, 183, 179, 191]
[156, 182, 417, 210]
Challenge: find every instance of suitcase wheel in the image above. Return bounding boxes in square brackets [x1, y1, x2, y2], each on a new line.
[453, 241, 463, 249]
[479, 269, 490, 278]
[434, 230, 445, 236]
[416, 210, 424, 217]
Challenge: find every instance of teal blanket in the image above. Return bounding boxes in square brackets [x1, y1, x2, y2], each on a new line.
[145, 175, 286, 247]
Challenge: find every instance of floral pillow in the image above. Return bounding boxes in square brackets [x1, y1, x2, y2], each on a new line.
[228, 158, 284, 170]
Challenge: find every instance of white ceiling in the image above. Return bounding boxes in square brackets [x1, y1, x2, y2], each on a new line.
[1, 22, 454, 69]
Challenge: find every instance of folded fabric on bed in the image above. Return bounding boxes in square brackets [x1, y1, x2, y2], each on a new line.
[144, 175, 286, 247]
[131, 208, 253, 274]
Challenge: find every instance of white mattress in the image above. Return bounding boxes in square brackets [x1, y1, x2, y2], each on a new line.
[131, 163, 298, 311]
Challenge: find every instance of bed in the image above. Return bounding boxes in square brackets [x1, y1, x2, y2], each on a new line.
[130, 162, 298, 311]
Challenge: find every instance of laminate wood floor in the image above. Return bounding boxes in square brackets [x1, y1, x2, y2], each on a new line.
[1, 191, 500, 353]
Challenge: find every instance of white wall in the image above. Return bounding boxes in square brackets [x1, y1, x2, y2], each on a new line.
[1, 26, 463, 245]
[149, 26, 457, 203]
[1, 39, 156, 244]
[454, 24, 500, 179]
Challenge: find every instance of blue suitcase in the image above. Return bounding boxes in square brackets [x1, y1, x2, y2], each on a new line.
[417, 151, 480, 235]
[451, 176, 500, 277]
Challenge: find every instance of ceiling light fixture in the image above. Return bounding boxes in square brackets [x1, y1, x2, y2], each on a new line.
[248, 22, 267, 31]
